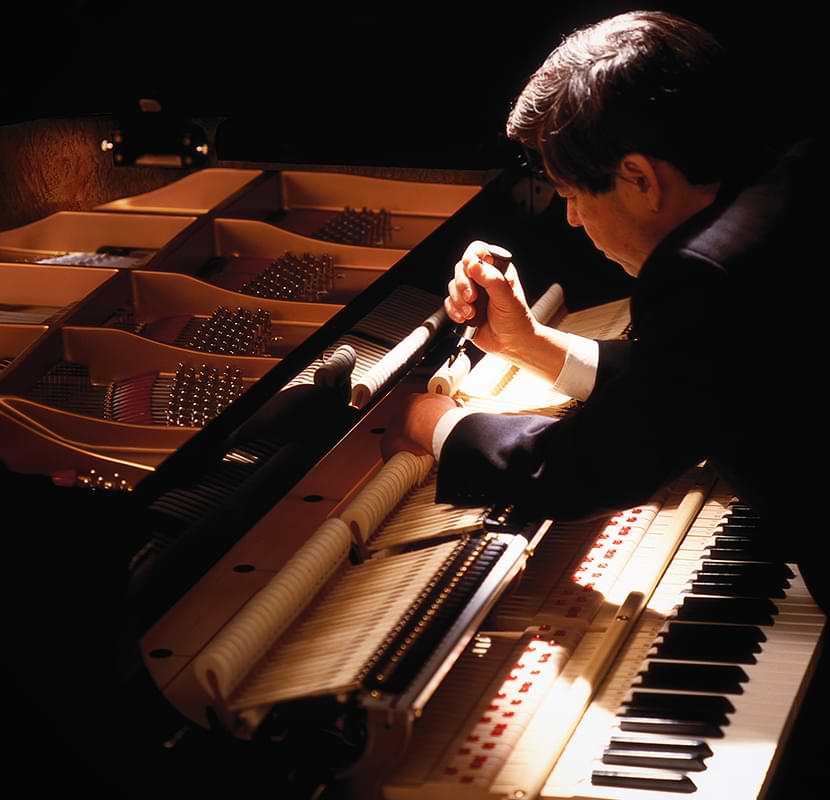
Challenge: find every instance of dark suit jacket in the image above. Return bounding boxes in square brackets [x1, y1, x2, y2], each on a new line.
[437, 140, 826, 561]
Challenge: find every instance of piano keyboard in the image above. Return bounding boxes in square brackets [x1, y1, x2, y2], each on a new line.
[543, 494, 825, 800]
[383, 476, 826, 800]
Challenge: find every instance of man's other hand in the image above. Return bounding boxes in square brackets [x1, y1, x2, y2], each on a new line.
[381, 393, 459, 461]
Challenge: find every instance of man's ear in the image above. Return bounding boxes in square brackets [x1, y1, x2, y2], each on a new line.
[619, 153, 661, 212]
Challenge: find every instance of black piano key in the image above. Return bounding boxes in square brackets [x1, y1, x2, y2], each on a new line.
[718, 529, 766, 544]
[695, 567, 789, 588]
[622, 691, 734, 722]
[707, 547, 775, 561]
[721, 523, 763, 534]
[700, 561, 793, 580]
[602, 747, 708, 771]
[639, 662, 748, 693]
[713, 535, 759, 547]
[712, 536, 775, 556]
[728, 504, 758, 514]
[723, 510, 763, 522]
[593, 767, 697, 793]
[591, 769, 697, 794]
[675, 596, 778, 625]
[655, 622, 764, 664]
[618, 715, 723, 738]
[689, 575, 787, 598]
[718, 514, 767, 535]
[720, 524, 766, 537]
[608, 735, 713, 758]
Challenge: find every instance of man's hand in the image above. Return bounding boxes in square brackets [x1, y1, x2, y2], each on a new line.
[446, 241, 537, 359]
[447, 240, 572, 385]
[381, 393, 459, 461]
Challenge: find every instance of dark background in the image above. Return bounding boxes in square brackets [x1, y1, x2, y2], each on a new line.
[1, 2, 825, 794]
[3, 1, 825, 165]
[4, 1, 823, 302]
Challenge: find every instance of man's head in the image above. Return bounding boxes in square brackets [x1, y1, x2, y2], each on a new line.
[507, 11, 742, 192]
[507, 11, 743, 274]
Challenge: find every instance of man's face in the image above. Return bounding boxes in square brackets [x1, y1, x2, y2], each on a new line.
[552, 178, 653, 277]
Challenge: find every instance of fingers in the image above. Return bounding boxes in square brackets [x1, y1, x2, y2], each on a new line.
[446, 241, 505, 323]
[458, 240, 494, 297]
[444, 294, 469, 324]
[448, 271, 472, 309]
[446, 261, 474, 323]
[465, 258, 515, 311]
[446, 260, 473, 323]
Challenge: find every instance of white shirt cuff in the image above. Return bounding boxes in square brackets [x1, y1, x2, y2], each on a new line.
[552, 333, 598, 401]
[432, 406, 476, 461]
[432, 334, 598, 460]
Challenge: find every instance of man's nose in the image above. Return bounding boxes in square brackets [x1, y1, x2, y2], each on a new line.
[566, 198, 582, 228]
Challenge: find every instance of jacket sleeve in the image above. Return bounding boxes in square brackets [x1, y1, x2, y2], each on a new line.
[595, 339, 632, 390]
[436, 252, 731, 520]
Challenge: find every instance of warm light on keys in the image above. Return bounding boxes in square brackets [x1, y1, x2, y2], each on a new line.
[440, 637, 571, 783]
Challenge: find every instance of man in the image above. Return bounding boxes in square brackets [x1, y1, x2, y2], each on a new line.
[386, 11, 825, 590]
[385, 14, 825, 794]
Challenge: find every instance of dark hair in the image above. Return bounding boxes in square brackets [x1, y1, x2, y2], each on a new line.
[507, 11, 748, 192]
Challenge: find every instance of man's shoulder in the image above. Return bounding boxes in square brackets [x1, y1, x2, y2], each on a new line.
[651, 139, 823, 272]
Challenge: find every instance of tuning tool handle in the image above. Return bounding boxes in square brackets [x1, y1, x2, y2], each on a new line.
[461, 244, 512, 335]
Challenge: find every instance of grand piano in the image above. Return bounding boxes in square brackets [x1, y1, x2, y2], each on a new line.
[1, 6, 825, 797]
